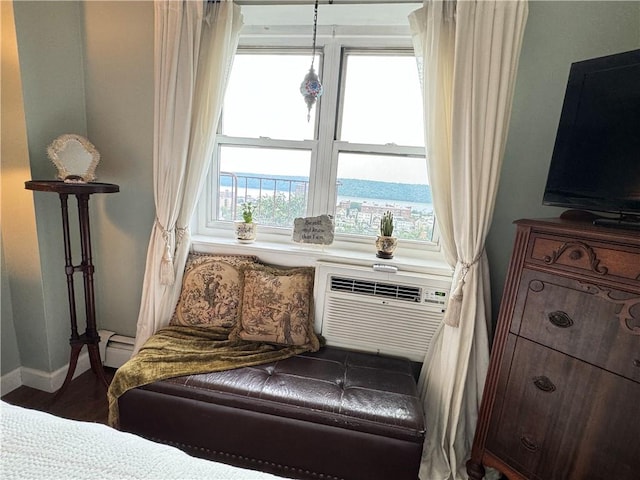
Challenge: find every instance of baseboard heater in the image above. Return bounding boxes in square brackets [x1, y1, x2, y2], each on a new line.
[98, 330, 134, 369]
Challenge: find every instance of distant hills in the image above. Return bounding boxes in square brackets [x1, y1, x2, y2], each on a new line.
[337, 178, 432, 204]
[222, 174, 433, 204]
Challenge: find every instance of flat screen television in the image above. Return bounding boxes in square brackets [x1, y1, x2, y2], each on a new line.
[542, 48, 640, 229]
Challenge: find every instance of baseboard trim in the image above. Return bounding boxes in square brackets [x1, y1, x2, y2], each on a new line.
[1, 351, 91, 395]
[1, 367, 22, 396]
[1, 331, 134, 395]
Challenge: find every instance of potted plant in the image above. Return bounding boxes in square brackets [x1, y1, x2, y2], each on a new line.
[375, 210, 398, 259]
[234, 202, 257, 243]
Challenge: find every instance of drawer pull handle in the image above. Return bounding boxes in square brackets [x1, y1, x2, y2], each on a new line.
[548, 311, 574, 328]
[520, 435, 538, 452]
[533, 376, 556, 392]
[633, 359, 640, 368]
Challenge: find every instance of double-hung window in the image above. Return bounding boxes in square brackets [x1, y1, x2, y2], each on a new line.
[198, 24, 436, 255]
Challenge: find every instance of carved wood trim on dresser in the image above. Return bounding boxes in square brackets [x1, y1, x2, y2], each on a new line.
[467, 218, 640, 480]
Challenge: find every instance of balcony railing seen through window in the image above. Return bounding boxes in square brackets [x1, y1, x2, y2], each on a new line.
[218, 172, 435, 241]
[219, 172, 309, 228]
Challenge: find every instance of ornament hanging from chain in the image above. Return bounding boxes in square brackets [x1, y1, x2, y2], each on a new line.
[300, 0, 323, 122]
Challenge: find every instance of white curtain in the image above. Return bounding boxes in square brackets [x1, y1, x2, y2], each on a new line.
[133, 0, 243, 354]
[409, 1, 528, 479]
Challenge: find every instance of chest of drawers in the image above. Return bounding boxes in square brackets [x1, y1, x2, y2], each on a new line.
[467, 218, 640, 480]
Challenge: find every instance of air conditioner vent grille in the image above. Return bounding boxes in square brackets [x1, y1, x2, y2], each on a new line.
[330, 276, 422, 303]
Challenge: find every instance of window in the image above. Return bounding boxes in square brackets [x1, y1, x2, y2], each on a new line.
[335, 51, 432, 242]
[214, 52, 315, 228]
[200, 32, 435, 250]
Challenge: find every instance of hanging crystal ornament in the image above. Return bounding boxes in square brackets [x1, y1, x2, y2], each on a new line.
[300, 0, 323, 122]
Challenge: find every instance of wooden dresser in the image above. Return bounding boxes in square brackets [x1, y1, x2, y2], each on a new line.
[467, 218, 640, 480]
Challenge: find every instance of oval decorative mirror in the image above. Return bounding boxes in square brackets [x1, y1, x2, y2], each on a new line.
[47, 134, 100, 183]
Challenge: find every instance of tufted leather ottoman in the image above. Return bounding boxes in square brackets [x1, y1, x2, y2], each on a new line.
[118, 347, 425, 480]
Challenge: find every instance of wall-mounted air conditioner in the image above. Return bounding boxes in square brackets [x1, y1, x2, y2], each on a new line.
[314, 262, 451, 362]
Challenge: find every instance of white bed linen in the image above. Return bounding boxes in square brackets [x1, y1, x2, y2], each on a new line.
[0, 401, 284, 480]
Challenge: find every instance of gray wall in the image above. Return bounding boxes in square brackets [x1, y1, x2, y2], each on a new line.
[3, 0, 154, 376]
[1, 245, 21, 374]
[80, 1, 154, 337]
[14, 0, 90, 372]
[486, 1, 640, 325]
[3, 0, 639, 377]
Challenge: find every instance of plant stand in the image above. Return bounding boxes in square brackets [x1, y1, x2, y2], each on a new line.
[25, 180, 119, 400]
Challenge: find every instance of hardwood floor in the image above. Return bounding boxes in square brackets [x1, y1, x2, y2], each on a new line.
[1, 367, 116, 425]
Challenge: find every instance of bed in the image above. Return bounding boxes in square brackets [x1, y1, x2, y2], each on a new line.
[0, 400, 285, 480]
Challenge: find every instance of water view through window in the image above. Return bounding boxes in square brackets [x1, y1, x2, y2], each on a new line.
[335, 153, 433, 241]
[216, 49, 434, 242]
[218, 170, 434, 242]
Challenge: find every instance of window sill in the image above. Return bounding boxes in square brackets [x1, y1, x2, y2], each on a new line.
[190, 233, 453, 279]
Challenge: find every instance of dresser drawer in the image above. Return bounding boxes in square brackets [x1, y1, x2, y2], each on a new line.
[511, 269, 640, 383]
[526, 232, 640, 287]
[486, 335, 640, 480]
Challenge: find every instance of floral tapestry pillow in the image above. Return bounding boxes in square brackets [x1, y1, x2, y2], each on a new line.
[231, 265, 320, 351]
[170, 253, 260, 328]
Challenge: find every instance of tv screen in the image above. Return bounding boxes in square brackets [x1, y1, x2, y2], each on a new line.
[543, 49, 640, 220]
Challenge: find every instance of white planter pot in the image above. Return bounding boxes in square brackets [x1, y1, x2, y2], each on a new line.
[234, 221, 257, 243]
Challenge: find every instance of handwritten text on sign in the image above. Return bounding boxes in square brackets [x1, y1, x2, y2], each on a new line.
[292, 215, 334, 245]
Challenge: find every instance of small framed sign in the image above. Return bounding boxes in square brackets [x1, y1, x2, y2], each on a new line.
[292, 215, 334, 245]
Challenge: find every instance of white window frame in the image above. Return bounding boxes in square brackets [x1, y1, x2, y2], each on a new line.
[194, 24, 445, 269]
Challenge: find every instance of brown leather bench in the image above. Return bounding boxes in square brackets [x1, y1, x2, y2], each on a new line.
[118, 346, 425, 480]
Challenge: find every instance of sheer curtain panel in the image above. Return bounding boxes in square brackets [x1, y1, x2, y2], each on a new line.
[409, 1, 528, 479]
[133, 0, 243, 354]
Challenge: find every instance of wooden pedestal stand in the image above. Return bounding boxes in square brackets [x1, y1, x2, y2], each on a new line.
[25, 180, 119, 399]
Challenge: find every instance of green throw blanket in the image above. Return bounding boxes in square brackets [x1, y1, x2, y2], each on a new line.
[107, 326, 313, 428]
